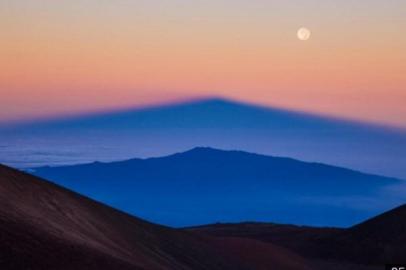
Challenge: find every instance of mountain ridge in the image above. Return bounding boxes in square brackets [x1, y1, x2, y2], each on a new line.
[35, 147, 402, 186]
[32, 147, 403, 227]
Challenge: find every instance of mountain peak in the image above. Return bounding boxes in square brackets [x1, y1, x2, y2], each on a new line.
[174, 147, 255, 159]
[186, 146, 225, 153]
[175, 97, 256, 111]
[188, 97, 242, 106]
[170, 147, 233, 159]
[33, 147, 401, 228]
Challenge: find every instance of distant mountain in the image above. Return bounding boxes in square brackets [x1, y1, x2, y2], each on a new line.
[0, 164, 325, 270]
[1, 98, 406, 178]
[32, 147, 404, 227]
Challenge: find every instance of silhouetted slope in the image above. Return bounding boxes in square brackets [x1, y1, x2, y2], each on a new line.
[350, 204, 406, 242]
[0, 217, 139, 270]
[188, 204, 406, 266]
[329, 204, 406, 264]
[186, 222, 342, 254]
[1, 164, 325, 270]
[0, 164, 246, 270]
[208, 236, 314, 270]
[186, 222, 345, 265]
[33, 147, 401, 227]
[1, 164, 400, 269]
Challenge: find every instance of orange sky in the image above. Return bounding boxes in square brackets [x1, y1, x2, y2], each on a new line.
[1, 0, 405, 127]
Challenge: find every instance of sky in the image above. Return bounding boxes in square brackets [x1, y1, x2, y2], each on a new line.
[1, 0, 405, 127]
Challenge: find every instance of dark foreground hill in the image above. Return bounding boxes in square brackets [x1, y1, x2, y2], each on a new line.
[188, 204, 406, 266]
[1, 164, 400, 269]
[330, 204, 406, 264]
[0, 164, 318, 270]
[33, 147, 402, 227]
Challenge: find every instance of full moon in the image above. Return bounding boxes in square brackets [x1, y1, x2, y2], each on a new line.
[297, 27, 311, 41]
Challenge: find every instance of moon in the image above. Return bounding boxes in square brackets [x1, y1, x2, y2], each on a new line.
[297, 27, 311, 41]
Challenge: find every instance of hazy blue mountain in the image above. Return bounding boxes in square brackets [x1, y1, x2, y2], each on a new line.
[1, 98, 405, 178]
[32, 147, 404, 227]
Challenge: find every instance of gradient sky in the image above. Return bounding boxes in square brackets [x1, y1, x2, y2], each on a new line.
[1, 0, 405, 126]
